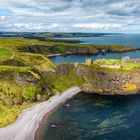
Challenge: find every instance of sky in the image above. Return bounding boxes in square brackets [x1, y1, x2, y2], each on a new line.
[0, 0, 140, 33]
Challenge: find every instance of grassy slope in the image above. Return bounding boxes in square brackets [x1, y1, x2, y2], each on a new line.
[0, 38, 55, 127]
[0, 102, 38, 127]
[12, 52, 56, 71]
[0, 37, 86, 127]
[0, 48, 13, 60]
[0, 66, 84, 127]
[44, 69, 85, 94]
[93, 59, 140, 70]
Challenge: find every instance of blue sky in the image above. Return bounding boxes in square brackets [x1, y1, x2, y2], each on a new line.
[0, 0, 140, 33]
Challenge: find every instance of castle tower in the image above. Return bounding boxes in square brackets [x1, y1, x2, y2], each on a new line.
[85, 58, 92, 65]
[121, 56, 130, 64]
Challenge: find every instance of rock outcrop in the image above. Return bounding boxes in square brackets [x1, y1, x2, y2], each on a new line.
[75, 64, 140, 95]
[56, 63, 74, 75]
[0, 70, 49, 106]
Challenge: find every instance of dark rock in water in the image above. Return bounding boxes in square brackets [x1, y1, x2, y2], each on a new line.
[101, 49, 106, 54]
[61, 53, 68, 57]
[65, 104, 70, 107]
[50, 124, 58, 128]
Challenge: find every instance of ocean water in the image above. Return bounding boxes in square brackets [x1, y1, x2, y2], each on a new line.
[60, 34, 140, 48]
[39, 92, 140, 140]
[39, 34, 140, 140]
[49, 51, 140, 64]
[49, 34, 140, 64]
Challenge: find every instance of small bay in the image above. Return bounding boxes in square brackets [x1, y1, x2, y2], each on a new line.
[50, 34, 140, 64]
[39, 92, 140, 140]
[40, 34, 140, 140]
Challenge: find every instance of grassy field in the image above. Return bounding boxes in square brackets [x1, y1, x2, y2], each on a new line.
[0, 65, 29, 72]
[14, 52, 56, 71]
[0, 102, 38, 127]
[0, 48, 13, 60]
[93, 59, 140, 70]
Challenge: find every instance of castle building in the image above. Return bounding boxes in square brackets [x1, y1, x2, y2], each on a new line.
[85, 58, 92, 65]
[121, 56, 140, 64]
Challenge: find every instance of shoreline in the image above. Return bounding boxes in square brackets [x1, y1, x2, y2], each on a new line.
[47, 48, 140, 58]
[0, 87, 81, 140]
[47, 53, 62, 57]
[47, 52, 77, 57]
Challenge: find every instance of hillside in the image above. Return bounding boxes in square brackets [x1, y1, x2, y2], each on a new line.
[0, 37, 85, 127]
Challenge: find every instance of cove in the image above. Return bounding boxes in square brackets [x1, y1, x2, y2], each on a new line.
[49, 51, 140, 64]
[38, 34, 140, 140]
[38, 92, 140, 140]
[49, 34, 140, 64]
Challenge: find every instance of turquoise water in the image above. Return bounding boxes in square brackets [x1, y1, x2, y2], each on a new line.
[40, 34, 140, 140]
[39, 92, 140, 140]
[50, 34, 140, 64]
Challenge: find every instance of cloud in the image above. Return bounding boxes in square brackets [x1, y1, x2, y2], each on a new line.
[0, 0, 139, 32]
[5, 23, 62, 31]
[107, 1, 140, 16]
[73, 23, 122, 30]
[0, 16, 6, 21]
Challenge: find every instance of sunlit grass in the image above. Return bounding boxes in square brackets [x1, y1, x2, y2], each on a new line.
[93, 59, 140, 70]
[0, 65, 29, 72]
[0, 48, 13, 60]
[0, 102, 38, 127]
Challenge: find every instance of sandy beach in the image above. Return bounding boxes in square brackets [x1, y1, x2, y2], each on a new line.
[47, 53, 62, 57]
[0, 87, 81, 140]
[47, 52, 76, 57]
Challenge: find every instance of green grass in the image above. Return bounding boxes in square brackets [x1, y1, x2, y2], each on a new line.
[93, 59, 140, 71]
[15, 52, 56, 71]
[93, 59, 121, 65]
[0, 37, 48, 49]
[0, 65, 29, 72]
[45, 70, 85, 94]
[122, 63, 140, 70]
[0, 102, 38, 127]
[0, 48, 13, 60]
[0, 69, 46, 105]
[0, 52, 56, 71]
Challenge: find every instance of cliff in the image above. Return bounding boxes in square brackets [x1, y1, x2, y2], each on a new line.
[0, 37, 138, 56]
[75, 59, 140, 95]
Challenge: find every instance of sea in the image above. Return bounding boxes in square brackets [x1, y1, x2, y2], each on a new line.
[39, 34, 140, 140]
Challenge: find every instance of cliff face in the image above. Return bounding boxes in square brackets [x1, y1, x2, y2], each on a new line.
[20, 44, 139, 56]
[0, 69, 50, 106]
[2, 61, 140, 107]
[75, 64, 140, 95]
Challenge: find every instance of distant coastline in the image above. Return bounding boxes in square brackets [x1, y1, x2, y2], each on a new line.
[47, 48, 140, 58]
